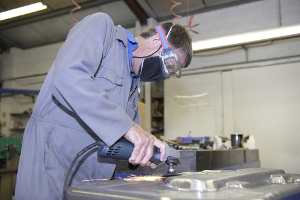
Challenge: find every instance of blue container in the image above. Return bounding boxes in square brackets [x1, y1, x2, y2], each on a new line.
[177, 137, 210, 143]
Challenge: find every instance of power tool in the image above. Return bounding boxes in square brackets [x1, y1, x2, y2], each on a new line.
[63, 139, 180, 200]
[97, 139, 181, 175]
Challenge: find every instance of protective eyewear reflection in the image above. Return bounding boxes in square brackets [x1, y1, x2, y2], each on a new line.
[160, 49, 181, 79]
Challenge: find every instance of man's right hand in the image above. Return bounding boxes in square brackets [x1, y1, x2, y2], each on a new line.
[124, 123, 166, 169]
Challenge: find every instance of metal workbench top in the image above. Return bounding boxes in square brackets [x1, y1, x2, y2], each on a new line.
[115, 149, 260, 175]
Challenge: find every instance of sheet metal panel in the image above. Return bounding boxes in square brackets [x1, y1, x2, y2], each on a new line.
[67, 168, 300, 200]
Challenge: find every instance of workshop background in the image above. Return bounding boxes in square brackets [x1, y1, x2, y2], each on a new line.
[0, 0, 299, 183]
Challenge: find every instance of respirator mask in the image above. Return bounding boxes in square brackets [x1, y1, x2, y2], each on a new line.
[135, 25, 182, 82]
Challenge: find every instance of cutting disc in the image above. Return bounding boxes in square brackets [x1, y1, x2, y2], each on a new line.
[162, 172, 182, 177]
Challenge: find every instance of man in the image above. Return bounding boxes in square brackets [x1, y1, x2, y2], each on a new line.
[15, 12, 192, 199]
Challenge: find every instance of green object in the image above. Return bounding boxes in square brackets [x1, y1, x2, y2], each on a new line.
[0, 137, 22, 159]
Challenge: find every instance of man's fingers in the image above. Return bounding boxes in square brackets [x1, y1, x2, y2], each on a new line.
[129, 142, 143, 164]
[124, 123, 164, 168]
[154, 139, 166, 161]
[132, 146, 147, 165]
[150, 163, 157, 169]
[140, 144, 154, 165]
[129, 150, 139, 164]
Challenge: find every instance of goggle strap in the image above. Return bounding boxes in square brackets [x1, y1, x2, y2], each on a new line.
[155, 25, 170, 49]
[166, 24, 175, 38]
[163, 48, 171, 53]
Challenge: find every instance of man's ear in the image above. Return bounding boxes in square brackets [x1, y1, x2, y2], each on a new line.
[148, 34, 161, 49]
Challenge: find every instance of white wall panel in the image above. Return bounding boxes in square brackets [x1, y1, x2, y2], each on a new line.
[222, 71, 234, 137]
[248, 38, 300, 62]
[14, 43, 62, 77]
[232, 62, 300, 173]
[281, 0, 300, 26]
[187, 49, 246, 70]
[1, 52, 14, 79]
[164, 72, 223, 140]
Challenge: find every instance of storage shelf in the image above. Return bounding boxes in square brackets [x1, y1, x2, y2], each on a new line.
[151, 82, 164, 135]
[9, 128, 25, 131]
[152, 95, 163, 99]
[152, 115, 164, 118]
[10, 113, 31, 117]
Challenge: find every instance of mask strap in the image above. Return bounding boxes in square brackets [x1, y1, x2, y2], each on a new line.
[133, 45, 162, 58]
[139, 59, 145, 76]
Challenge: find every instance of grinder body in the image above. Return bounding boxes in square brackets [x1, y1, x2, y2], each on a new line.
[97, 139, 162, 165]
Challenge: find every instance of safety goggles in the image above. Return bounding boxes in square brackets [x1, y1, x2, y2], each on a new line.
[155, 25, 182, 79]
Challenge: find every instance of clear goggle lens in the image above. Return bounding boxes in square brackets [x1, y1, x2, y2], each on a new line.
[160, 50, 181, 79]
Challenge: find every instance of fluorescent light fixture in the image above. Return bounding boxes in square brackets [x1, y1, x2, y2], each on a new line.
[0, 2, 47, 21]
[193, 24, 300, 52]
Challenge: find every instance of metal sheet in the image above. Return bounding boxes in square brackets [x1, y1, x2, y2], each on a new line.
[67, 168, 300, 200]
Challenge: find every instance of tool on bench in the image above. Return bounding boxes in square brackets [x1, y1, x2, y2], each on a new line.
[97, 139, 181, 176]
[62, 138, 181, 200]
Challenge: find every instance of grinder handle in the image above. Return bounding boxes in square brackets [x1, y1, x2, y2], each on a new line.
[150, 146, 162, 165]
[97, 139, 162, 164]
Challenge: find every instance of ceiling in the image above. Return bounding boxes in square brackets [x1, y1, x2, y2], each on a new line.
[0, 0, 258, 53]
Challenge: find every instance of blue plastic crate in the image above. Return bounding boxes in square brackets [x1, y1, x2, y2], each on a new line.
[177, 137, 210, 143]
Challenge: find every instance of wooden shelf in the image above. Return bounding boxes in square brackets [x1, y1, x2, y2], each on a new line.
[10, 113, 31, 117]
[9, 128, 25, 131]
[152, 115, 164, 118]
[151, 82, 164, 135]
[0, 167, 18, 173]
[152, 95, 163, 99]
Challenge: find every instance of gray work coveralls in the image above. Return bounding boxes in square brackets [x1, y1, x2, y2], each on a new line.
[15, 13, 141, 199]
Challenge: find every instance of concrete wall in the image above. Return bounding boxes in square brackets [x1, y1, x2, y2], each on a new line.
[165, 0, 300, 174]
[0, 43, 62, 137]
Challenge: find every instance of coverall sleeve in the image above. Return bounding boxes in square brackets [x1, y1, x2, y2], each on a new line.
[51, 13, 134, 147]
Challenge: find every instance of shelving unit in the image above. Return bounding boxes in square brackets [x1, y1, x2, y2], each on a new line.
[152, 95, 164, 117]
[10, 113, 31, 117]
[9, 128, 26, 131]
[151, 81, 164, 137]
[9, 113, 31, 131]
[0, 89, 39, 103]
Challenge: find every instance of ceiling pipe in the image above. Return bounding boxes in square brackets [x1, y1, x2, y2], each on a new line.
[123, 0, 149, 26]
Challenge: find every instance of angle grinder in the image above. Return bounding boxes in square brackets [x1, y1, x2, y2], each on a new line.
[97, 139, 181, 176]
[63, 139, 181, 200]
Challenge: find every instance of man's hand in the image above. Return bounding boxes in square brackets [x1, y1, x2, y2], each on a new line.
[124, 123, 166, 169]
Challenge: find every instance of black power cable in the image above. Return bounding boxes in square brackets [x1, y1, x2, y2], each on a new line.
[62, 141, 100, 200]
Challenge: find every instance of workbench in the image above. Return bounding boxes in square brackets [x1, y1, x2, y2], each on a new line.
[0, 137, 21, 200]
[0, 158, 19, 200]
[115, 149, 259, 176]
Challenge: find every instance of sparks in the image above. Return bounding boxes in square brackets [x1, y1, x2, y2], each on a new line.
[122, 174, 164, 182]
[81, 174, 164, 183]
[81, 178, 109, 182]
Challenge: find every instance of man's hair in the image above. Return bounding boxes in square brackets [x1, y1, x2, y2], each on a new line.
[140, 22, 193, 68]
